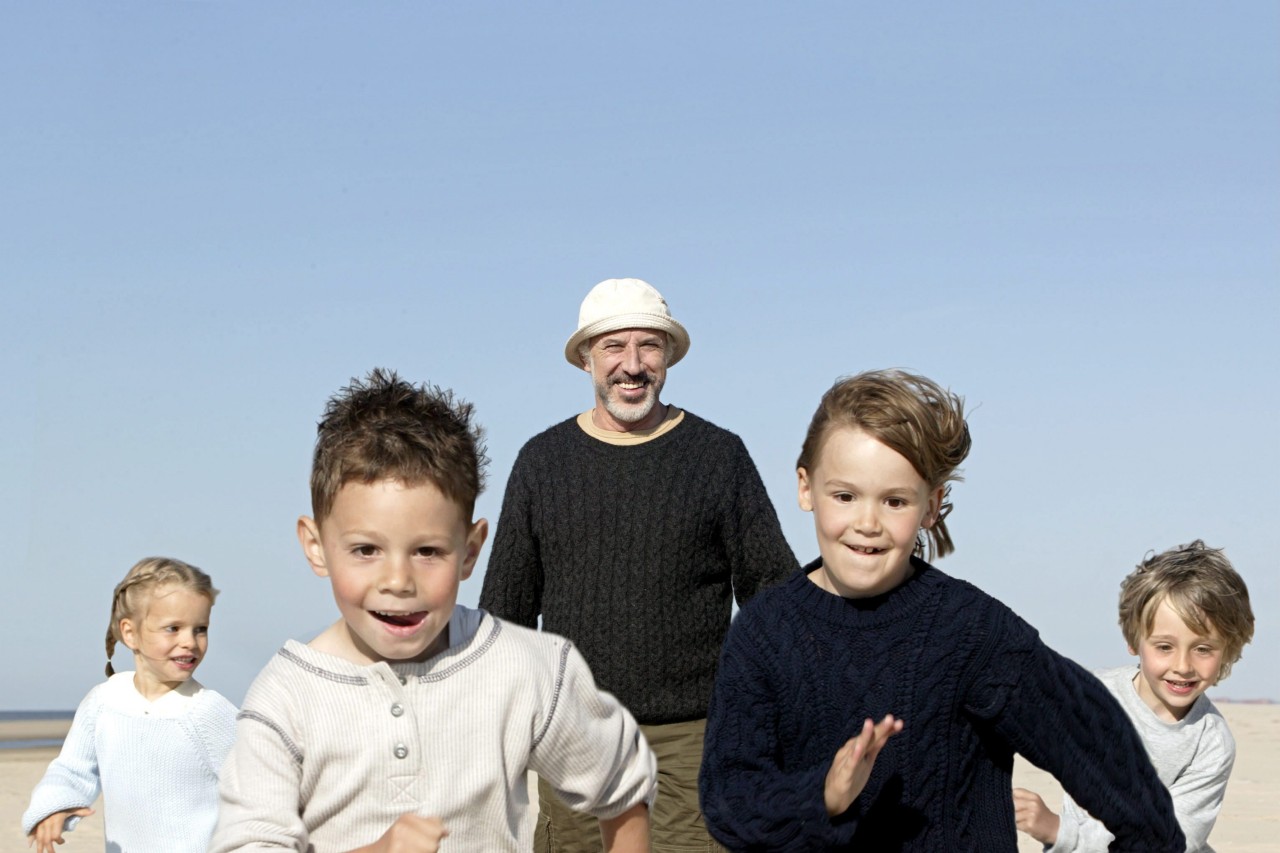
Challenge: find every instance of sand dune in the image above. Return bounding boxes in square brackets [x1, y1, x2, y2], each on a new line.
[3, 705, 1274, 852]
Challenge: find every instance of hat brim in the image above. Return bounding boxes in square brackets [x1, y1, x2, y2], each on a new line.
[564, 314, 691, 369]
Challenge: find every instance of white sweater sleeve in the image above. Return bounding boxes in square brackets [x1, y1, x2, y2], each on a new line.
[1048, 792, 1114, 853]
[526, 641, 657, 820]
[21, 687, 103, 836]
[209, 697, 309, 852]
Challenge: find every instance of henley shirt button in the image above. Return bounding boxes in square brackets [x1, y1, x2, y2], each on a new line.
[397, 674, 407, 685]
[390, 703, 404, 717]
[394, 744, 408, 759]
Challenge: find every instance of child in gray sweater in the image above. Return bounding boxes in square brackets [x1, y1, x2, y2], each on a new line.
[1014, 540, 1255, 852]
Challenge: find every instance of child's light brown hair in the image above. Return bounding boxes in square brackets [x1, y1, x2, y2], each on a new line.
[1119, 539, 1255, 681]
[105, 557, 218, 678]
[310, 368, 488, 524]
[797, 369, 971, 560]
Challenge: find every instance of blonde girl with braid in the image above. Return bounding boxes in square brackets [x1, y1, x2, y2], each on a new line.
[23, 557, 237, 853]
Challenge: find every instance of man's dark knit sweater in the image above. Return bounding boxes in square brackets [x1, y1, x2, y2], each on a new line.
[699, 561, 1185, 852]
[479, 411, 798, 724]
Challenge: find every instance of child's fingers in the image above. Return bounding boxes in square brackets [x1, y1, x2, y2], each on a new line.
[853, 714, 902, 764]
[1012, 788, 1042, 810]
[869, 714, 902, 748]
[844, 718, 876, 765]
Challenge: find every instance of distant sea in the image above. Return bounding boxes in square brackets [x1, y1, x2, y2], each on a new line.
[0, 709, 74, 750]
[0, 711, 74, 721]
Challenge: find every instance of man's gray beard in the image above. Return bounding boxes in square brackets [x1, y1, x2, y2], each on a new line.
[596, 376, 664, 425]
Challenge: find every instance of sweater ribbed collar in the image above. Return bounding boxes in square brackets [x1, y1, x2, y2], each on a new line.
[787, 556, 942, 629]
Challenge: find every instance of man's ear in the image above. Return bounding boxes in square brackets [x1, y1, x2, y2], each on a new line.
[797, 467, 814, 512]
[297, 516, 329, 578]
[460, 518, 490, 581]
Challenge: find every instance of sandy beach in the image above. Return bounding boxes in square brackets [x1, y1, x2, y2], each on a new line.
[2, 705, 1275, 852]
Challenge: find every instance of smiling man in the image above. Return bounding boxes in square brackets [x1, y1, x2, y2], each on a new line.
[481, 278, 798, 853]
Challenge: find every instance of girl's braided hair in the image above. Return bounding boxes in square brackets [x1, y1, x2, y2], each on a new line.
[105, 557, 218, 678]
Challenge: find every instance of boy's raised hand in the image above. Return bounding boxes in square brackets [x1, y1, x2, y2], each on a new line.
[348, 814, 447, 853]
[29, 807, 94, 853]
[824, 714, 903, 817]
[1012, 787, 1060, 844]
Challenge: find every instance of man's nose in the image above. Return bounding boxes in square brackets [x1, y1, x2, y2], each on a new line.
[621, 344, 644, 373]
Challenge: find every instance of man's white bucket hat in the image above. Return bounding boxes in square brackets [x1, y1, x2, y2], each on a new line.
[564, 278, 691, 368]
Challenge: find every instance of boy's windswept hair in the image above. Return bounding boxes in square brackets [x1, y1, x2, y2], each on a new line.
[1119, 540, 1255, 681]
[106, 557, 217, 678]
[797, 369, 971, 561]
[310, 368, 488, 523]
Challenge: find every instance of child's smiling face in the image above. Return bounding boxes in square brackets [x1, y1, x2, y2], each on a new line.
[799, 427, 943, 599]
[119, 584, 211, 700]
[298, 478, 487, 666]
[1131, 597, 1225, 722]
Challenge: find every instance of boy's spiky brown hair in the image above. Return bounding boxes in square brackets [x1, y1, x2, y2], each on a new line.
[310, 368, 488, 523]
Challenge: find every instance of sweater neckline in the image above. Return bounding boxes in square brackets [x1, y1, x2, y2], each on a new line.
[564, 409, 700, 453]
[788, 556, 941, 628]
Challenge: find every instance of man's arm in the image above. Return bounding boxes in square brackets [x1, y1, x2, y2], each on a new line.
[478, 454, 543, 626]
[720, 436, 799, 605]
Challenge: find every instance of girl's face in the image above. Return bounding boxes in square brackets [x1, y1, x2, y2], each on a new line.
[119, 584, 211, 700]
[798, 426, 943, 599]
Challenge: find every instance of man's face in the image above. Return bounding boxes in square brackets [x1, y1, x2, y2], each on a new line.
[585, 328, 668, 431]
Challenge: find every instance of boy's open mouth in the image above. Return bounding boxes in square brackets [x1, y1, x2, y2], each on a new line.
[372, 610, 428, 627]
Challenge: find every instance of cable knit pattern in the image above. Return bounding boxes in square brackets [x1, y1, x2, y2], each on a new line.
[699, 561, 1186, 852]
[210, 607, 656, 853]
[479, 411, 798, 723]
[1051, 666, 1236, 852]
[22, 673, 236, 852]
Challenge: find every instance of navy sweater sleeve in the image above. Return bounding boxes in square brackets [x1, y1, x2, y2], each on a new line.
[965, 609, 1185, 852]
[700, 605, 852, 851]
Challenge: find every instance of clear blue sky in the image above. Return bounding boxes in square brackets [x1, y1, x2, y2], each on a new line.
[2, 2, 1276, 709]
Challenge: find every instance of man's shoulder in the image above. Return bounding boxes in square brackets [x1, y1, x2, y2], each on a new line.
[676, 409, 739, 438]
[515, 416, 585, 455]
